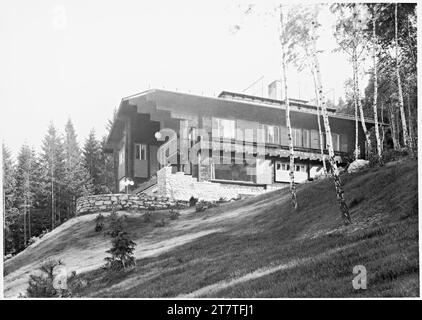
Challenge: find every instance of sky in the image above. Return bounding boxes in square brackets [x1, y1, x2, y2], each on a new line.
[0, 0, 365, 157]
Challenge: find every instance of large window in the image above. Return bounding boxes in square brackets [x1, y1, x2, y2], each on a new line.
[292, 128, 302, 147]
[264, 125, 280, 144]
[135, 143, 147, 160]
[119, 148, 125, 165]
[215, 118, 236, 139]
[302, 129, 311, 148]
[332, 133, 340, 151]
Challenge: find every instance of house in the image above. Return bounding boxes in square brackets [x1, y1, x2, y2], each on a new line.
[105, 87, 375, 199]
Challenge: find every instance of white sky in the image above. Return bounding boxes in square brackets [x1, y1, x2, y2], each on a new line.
[0, 0, 366, 157]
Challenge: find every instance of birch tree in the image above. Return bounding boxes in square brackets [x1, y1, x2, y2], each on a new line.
[311, 9, 351, 225]
[369, 5, 383, 165]
[332, 4, 371, 158]
[279, 6, 297, 209]
[310, 64, 327, 174]
[394, 3, 412, 156]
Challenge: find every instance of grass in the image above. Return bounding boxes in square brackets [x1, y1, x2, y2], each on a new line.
[4, 160, 419, 298]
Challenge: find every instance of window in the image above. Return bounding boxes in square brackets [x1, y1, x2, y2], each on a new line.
[264, 125, 280, 144]
[292, 128, 302, 147]
[302, 129, 310, 148]
[119, 148, 125, 165]
[295, 164, 306, 172]
[332, 133, 340, 151]
[215, 118, 235, 139]
[281, 163, 290, 171]
[135, 144, 147, 160]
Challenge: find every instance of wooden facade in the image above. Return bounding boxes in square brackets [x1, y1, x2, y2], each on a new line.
[106, 89, 374, 192]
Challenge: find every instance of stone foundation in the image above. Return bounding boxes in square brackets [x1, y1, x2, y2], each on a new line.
[157, 166, 277, 202]
[76, 193, 187, 215]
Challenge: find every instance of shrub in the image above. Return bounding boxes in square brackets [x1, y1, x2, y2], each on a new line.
[189, 196, 199, 207]
[144, 210, 152, 223]
[95, 213, 105, 232]
[195, 200, 207, 212]
[169, 209, 180, 220]
[104, 231, 136, 272]
[25, 259, 84, 298]
[108, 211, 126, 238]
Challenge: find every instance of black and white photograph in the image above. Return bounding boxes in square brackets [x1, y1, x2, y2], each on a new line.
[0, 0, 420, 305]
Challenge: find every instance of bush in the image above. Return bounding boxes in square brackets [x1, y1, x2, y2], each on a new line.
[25, 259, 84, 298]
[169, 209, 180, 220]
[144, 210, 152, 223]
[195, 200, 207, 212]
[104, 231, 136, 272]
[95, 213, 105, 232]
[189, 196, 199, 207]
[108, 211, 126, 238]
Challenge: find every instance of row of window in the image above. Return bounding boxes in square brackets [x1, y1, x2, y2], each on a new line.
[277, 163, 307, 172]
[213, 117, 346, 152]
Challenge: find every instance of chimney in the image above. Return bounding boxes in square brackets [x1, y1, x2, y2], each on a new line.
[268, 80, 282, 100]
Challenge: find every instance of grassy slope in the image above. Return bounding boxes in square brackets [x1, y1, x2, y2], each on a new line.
[4, 160, 419, 297]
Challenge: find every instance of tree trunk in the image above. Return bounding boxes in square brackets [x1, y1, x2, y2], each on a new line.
[311, 68, 327, 174]
[380, 102, 385, 151]
[407, 88, 414, 151]
[388, 104, 399, 150]
[311, 15, 351, 225]
[353, 62, 360, 159]
[280, 7, 298, 209]
[371, 16, 383, 165]
[353, 55, 371, 158]
[395, 4, 412, 155]
[23, 204, 27, 246]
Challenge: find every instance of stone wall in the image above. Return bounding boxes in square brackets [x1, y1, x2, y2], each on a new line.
[76, 193, 186, 215]
[157, 166, 274, 202]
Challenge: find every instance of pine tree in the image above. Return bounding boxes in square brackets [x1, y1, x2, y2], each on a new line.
[83, 129, 102, 194]
[40, 123, 65, 229]
[63, 119, 93, 219]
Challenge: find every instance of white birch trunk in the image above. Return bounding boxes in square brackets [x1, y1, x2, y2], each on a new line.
[395, 4, 412, 155]
[280, 7, 298, 209]
[353, 56, 371, 158]
[311, 15, 351, 225]
[353, 62, 360, 160]
[311, 68, 327, 174]
[371, 17, 383, 165]
[388, 104, 399, 150]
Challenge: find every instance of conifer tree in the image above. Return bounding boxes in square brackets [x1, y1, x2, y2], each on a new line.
[83, 129, 102, 194]
[63, 119, 93, 218]
[40, 123, 65, 229]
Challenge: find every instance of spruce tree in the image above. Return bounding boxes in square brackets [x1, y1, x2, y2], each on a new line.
[3, 143, 18, 253]
[63, 119, 93, 218]
[40, 123, 65, 229]
[83, 129, 102, 194]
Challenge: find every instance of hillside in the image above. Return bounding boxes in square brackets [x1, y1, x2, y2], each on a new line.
[4, 160, 419, 298]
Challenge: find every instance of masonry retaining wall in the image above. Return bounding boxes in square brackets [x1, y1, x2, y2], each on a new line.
[76, 193, 187, 215]
[157, 166, 271, 202]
